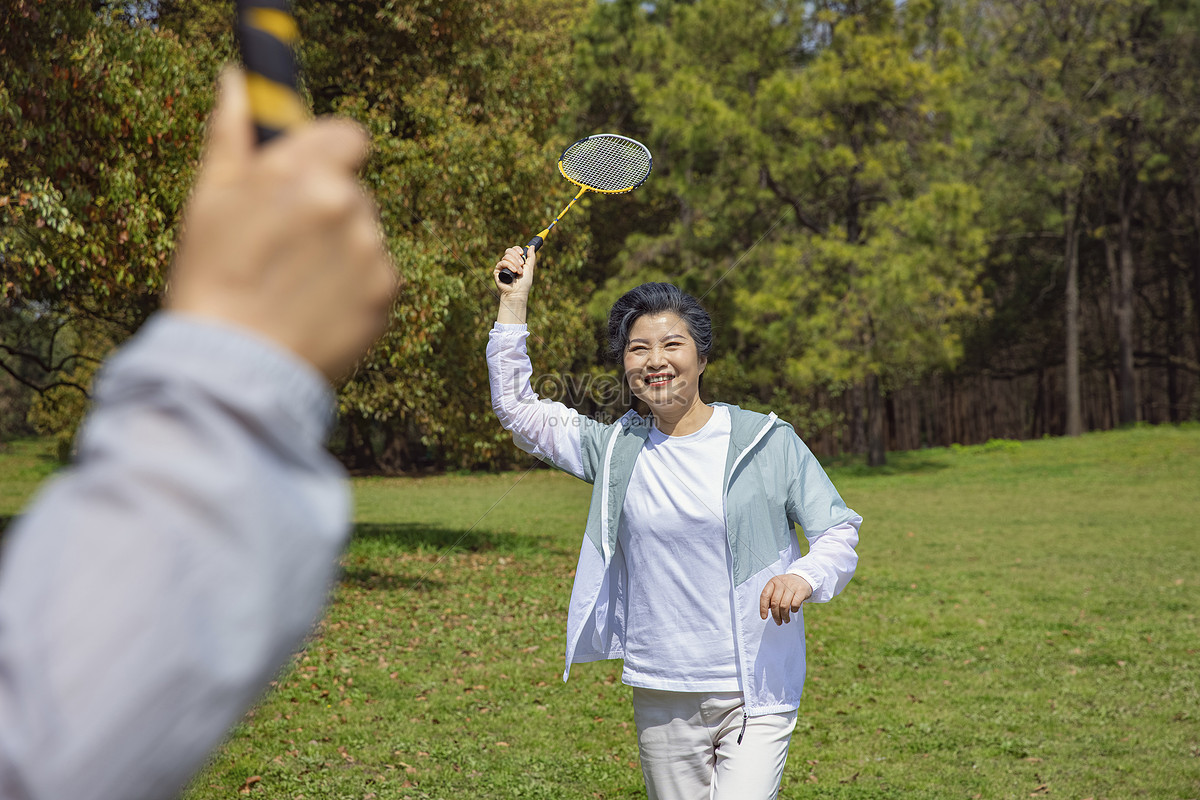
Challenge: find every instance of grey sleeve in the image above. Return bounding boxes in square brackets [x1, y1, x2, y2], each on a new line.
[0, 314, 351, 800]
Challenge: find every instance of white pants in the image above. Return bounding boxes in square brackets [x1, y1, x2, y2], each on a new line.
[631, 688, 798, 800]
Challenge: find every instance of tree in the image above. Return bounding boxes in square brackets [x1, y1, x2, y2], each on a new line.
[1154, 1, 1200, 419]
[1, 0, 219, 432]
[293, 0, 595, 471]
[978, 0, 1200, 432]
[978, 0, 1117, 436]
[2, 1, 596, 470]
[574, 0, 989, 465]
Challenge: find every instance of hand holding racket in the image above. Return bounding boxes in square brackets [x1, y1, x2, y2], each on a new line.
[494, 245, 536, 296]
[499, 134, 653, 284]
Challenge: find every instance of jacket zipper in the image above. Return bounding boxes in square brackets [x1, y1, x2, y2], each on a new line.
[722, 413, 778, 731]
[598, 411, 635, 564]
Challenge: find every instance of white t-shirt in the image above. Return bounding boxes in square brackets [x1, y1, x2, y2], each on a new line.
[618, 405, 741, 692]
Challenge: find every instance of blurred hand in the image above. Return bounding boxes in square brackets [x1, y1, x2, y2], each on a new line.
[493, 245, 536, 300]
[759, 574, 813, 625]
[167, 67, 398, 381]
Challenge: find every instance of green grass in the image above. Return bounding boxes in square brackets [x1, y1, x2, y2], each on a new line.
[2, 427, 1198, 799]
[0, 437, 62, 525]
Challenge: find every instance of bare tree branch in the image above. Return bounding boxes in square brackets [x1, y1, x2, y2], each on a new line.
[0, 356, 91, 399]
[760, 165, 827, 236]
[0, 344, 103, 375]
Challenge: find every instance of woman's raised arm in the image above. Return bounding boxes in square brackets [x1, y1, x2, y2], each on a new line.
[494, 245, 531, 325]
[487, 246, 592, 480]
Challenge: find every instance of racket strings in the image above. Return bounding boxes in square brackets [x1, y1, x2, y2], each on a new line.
[560, 136, 652, 193]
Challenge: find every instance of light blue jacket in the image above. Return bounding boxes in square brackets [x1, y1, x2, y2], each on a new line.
[563, 404, 860, 716]
[486, 324, 860, 716]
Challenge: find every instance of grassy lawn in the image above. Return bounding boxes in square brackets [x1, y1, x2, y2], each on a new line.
[0, 438, 62, 525]
[2, 426, 1197, 798]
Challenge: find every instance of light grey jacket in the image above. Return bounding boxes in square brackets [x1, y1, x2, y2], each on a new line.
[0, 314, 348, 800]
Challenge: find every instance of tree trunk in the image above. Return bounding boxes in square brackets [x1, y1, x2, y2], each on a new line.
[1167, 253, 1181, 422]
[866, 372, 886, 467]
[849, 383, 866, 456]
[1064, 193, 1083, 436]
[1191, 183, 1200, 397]
[378, 422, 412, 474]
[343, 416, 378, 473]
[1115, 166, 1138, 425]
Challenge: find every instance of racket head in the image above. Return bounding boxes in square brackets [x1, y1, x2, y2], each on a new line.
[557, 134, 653, 194]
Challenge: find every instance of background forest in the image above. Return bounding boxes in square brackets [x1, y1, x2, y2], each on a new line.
[4, 0, 1199, 471]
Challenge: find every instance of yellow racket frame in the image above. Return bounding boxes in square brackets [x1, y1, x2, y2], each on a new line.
[499, 134, 653, 284]
[529, 134, 653, 249]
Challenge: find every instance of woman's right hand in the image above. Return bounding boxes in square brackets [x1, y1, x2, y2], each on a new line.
[493, 246, 536, 298]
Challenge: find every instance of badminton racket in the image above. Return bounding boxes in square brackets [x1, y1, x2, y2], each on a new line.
[236, 0, 306, 144]
[499, 134, 653, 284]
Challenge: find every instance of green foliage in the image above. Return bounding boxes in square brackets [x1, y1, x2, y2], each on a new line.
[1, 2, 217, 315]
[573, 0, 991, 444]
[0, 302, 110, 454]
[1, 1, 594, 469]
[291, 0, 595, 471]
[23, 314, 113, 460]
[960, 0, 1200, 430]
[3, 0, 1197, 463]
[1, 1, 220, 431]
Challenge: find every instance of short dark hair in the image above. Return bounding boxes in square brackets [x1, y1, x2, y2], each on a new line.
[606, 282, 713, 363]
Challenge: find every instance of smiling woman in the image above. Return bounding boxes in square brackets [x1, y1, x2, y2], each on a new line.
[486, 245, 862, 800]
[607, 283, 712, 434]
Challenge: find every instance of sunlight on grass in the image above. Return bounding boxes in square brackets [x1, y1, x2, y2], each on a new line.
[0, 438, 63, 529]
[2, 428, 1197, 798]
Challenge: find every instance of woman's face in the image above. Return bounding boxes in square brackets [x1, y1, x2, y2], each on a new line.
[623, 312, 707, 414]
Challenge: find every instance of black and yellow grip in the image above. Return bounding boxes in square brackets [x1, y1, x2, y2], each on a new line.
[497, 233, 546, 285]
[236, 0, 305, 144]
[498, 185, 589, 284]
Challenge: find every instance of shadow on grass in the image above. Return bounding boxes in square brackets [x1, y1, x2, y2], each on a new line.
[822, 450, 950, 478]
[339, 565, 445, 593]
[0, 515, 15, 536]
[342, 522, 565, 594]
[350, 522, 559, 556]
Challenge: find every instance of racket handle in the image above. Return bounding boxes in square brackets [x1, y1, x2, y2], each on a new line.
[497, 235, 546, 284]
[236, 0, 304, 144]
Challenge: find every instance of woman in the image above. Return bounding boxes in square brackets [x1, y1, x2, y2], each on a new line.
[487, 246, 861, 800]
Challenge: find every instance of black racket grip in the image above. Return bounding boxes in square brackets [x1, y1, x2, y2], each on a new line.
[236, 0, 303, 144]
[498, 235, 545, 284]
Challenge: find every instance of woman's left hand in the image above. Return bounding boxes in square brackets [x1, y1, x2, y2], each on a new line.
[759, 574, 813, 625]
